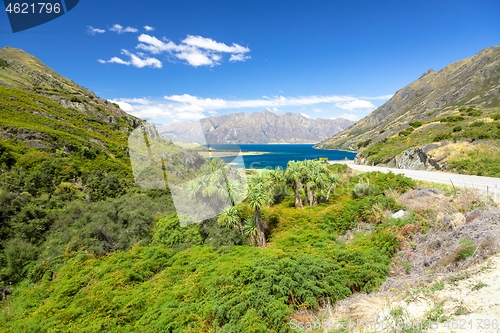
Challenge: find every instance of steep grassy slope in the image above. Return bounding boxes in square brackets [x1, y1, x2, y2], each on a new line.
[0, 46, 93, 96]
[316, 45, 500, 151]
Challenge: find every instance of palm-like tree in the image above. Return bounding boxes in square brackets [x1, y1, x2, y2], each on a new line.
[246, 180, 273, 246]
[284, 161, 304, 208]
[241, 216, 258, 245]
[309, 162, 327, 206]
[185, 158, 244, 211]
[217, 205, 242, 231]
[323, 173, 340, 202]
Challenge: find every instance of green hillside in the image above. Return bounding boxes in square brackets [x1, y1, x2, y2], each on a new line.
[1, 47, 496, 333]
[316, 45, 500, 152]
[315, 46, 500, 176]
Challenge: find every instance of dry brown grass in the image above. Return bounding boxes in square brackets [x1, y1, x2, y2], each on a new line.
[451, 187, 485, 212]
[430, 141, 475, 162]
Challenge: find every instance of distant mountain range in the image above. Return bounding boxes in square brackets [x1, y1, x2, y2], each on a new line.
[316, 45, 500, 150]
[156, 110, 355, 144]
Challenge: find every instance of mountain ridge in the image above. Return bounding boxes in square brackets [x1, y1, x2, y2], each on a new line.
[315, 45, 500, 150]
[157, 109, 355, 144]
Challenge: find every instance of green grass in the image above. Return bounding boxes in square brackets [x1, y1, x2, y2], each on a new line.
[0, 170, 419, 332]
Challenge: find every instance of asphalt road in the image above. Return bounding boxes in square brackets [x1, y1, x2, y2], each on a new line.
[329, 160, 500, 202]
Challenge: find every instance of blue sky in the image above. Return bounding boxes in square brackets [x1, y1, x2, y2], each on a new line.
[1, 0, 500, 124]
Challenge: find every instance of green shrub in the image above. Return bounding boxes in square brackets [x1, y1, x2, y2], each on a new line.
[152, 213, 203, 250]
[351, 182, 373, 198]
[409, 121, 422, 128]
[111, 102, 120, 108]
[452, 125, 462, 132]
[459, 107, 482, 117]
[3, 238, 38, 282]
[398, 128, 414, 137]
[490, 113, 500, 120]
[357, 138, 372, 149]
[69, 96, 81, 103]
[462, 128, 491, 141]
[470, 121, 485, 127]
[433, 132, 452, 142]
[0, 58, 10, 68]
[401, 261, 412, 273]
[0, 142, 16, 169]
[454, 239, 476, 261]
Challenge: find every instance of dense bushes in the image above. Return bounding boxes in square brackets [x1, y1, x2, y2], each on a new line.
[433, 132, 452, 142]
[440, 115, 465, 123]
[398, 127, 414, 136]
[0, 242, 392, 332]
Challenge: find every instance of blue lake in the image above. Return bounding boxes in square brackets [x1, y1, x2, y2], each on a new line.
[214, 144, 357, 170]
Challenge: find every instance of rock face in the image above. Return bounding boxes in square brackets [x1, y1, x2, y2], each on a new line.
[390, 144, 445, 171]
[355, 142, 448, 171]
[156, 110, 355, 144]
[316, 45, 500, 150]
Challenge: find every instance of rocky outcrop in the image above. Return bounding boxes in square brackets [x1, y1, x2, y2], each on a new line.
[355, 142, 448, 171]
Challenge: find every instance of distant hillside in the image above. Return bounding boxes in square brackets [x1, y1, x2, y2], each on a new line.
[156, 110, 355, 144]
[316, 45, 500, 151]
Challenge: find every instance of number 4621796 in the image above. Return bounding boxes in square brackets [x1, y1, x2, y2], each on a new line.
[5, 3, 61, 14]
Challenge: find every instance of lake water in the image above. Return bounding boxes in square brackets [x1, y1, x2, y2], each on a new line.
[215, 144, 357, 170]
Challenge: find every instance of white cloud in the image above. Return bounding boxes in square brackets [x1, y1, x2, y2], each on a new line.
[229, 53, 251, 62]
[163, 94, 366, 111]
[182, 35, 250, 54]
[111, 93, 388, 123]
[107, 56, 130, 65]
[301, 113, 311, 119]
[360, 94, 394, 100]
[334, 114, 361, 122]
[336, 100, 376, 110]
[136, 34, 178, 54]
[87, 26, 105, 35]
[176, 46, 215, 67]
[109, 24, 138, 34]
[134, 33, 250, 67]
[98, 50, 162, 68]
[92, 25, 251, 68]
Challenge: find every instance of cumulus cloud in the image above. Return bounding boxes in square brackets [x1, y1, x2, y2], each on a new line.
[98, 49, 162, 68]
[87, 26, 105, 35]
[182, 35, 250, 54]
[94, 27, 251, 68]
[301, 113, 311, 119]
[334, 114, 361, 122]
[135, 33, 250, 67]
[109, 24, 138, 34]
[229, 53, 251, 62]
[336, 100, 376, 110]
